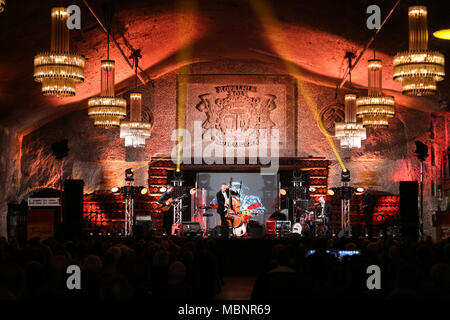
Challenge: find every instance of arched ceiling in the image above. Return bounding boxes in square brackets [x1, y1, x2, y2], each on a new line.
[0, 0, 449, 134]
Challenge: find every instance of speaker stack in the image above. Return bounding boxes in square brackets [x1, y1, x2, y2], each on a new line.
[63, 179, 84, 240]
[399, 181, 419, 241]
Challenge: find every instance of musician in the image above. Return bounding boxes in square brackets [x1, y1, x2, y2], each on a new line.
[216, 183, 239, 227]
[316, 196, 332, 234]
[158, 184, 175, 236]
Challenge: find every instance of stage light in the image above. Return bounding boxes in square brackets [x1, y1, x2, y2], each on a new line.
[189, 188, 196, 195]
[309, 187, 316, 193]
[327, 189, 335, 196]
[160, 187, 167, 193]
[140, 188, 148, 195]
[111, 187, 119, 193]
[173, 170, 183, 180]
[433, 29, 450, 40]
[125, 168, 134, 181]
[341, 169, 351, 182]
[356, 187, 365, 193]
[279, 188, 287, 196]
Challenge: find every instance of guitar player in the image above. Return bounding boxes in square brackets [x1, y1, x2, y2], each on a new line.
[158, 184, 175, 236]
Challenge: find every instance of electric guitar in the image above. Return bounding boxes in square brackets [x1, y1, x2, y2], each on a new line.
[158, 194, 187, 212]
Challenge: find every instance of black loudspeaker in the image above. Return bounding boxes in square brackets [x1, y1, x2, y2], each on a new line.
[134, 217, 153, 239]
[7, 203, 27, 243]
[63, 179, 84, 240]
[399, 181, 419, 241]
[182, 222, 202, 237]
[211, 225, 229, 238]
[247, 221, 265, 238]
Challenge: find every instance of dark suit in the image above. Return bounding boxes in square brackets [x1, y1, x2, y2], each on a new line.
[216, 188, 239, 226]
[158, 191, 174, 235]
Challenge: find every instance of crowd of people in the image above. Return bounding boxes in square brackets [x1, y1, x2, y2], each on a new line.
[0, 235, 449, 300]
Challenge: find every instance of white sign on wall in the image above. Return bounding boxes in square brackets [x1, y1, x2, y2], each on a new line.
[28, 198, 61, 207]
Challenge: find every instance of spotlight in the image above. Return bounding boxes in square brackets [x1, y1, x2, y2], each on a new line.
[341, 169, 351, 182]
[111, 187, 119, 193]
[293, 169, 302, 180]
[309, 187, 316, 193]
[327, 189, 335, 196]
[160, 187, 167, 193]
[140, 187, 148, 195]
[279, 188, 287, 196]
[433, 29, 450, 40]
[356, 187, 365, 193]
[173, 170, 183, 181]
[125, 168, 134, 181]
[189, 188, 196, 195]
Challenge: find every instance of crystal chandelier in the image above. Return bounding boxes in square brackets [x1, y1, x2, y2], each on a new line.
[356, 59, 395, 127]
[0, 0, 5, 13]
[33, 7, 85, 97]
[87, 9, 126, 128]
[120, 92, 152, 147]
[88, 60, 126, 127]
[393, 6, 445, 96]
[335, 94, 367, 148]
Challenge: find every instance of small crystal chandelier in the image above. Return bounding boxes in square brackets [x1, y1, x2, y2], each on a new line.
[393, 6, 445, 96]
[335, 94, 367, 148]
[33, 7, 85, 97]
[88, 60, 127, 128]
[335, 52, 366, 149]
[356, 58, 395, 128]
[120, 92, 152, 147]
[0, 0, 6, 13]
[120, 54, 152, 147]
[87, 10, 126, 128]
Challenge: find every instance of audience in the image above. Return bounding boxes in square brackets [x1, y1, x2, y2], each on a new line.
[0, 235, 449, 300]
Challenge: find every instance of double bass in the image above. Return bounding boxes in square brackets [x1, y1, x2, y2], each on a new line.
[224, 177, 244, 229]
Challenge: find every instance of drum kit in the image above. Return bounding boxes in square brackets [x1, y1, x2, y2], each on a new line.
[292, 206, 326, 237]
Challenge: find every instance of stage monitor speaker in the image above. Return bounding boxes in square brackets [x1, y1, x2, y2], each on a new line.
[247, 220, 265, 238]
[399, 181, 419, 241]
[63, 179, 84, 240]
[211, 225, 229, 238]
[182, 222, 202, 237]
[134, 217, 153, 239]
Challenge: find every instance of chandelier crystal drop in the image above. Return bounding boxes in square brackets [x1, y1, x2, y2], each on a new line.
[335, 94, 367, 148]
[33, 7, 85, 97]
[356, 59, 395, 128]
[120, 92, 152, 147]
[393, 6, 445, 96]
[88, 60, 126, 128]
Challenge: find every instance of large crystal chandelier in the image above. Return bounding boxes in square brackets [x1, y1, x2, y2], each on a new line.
[335, 94, 367, 148]
[120, 92, 152, 147]
[356, 59, 395, 127]
[33, 7, 85, 97]
[393, 6, 445, 96]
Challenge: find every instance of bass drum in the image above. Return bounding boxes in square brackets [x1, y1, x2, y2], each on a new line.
[292, 222, 302, 235]
[233, 222, 247, 237]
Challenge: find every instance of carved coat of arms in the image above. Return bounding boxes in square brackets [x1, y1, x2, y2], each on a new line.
[195, 85, 277, 145]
